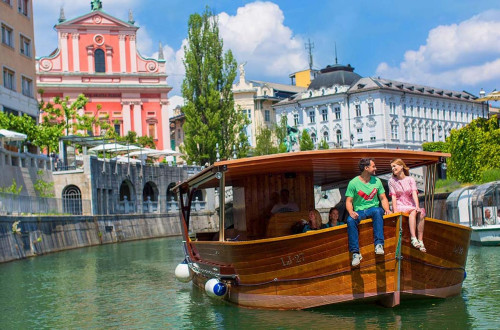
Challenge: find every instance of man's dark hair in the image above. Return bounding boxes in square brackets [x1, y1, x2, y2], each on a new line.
[358, 158, 374, 172]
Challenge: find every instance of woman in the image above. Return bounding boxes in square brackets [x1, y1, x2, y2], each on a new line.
[302, 209, 322, 232]
[388, 159, 426, 252]
[323, 207, 341, 228]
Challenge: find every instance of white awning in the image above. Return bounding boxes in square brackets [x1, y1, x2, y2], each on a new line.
[88, 143, 140, 153]
[0, 129, 27, 142]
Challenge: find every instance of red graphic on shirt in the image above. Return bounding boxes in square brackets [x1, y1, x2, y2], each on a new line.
[357, 188, 378, 201]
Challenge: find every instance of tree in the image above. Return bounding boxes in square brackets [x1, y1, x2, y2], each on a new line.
[37, 90, 89, 154]
[33, 170, 55, 198]
[0, 112, 38, 146]
[254, 127, 278, 156]
[299, 129, 314, 151]
[318, 139, 329, 150]
[446, 115, 500, 182]
[422, 141, 449, 153]
[181, 7, 248, 165]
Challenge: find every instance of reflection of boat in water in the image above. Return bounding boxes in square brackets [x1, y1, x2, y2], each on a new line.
[447, 181, 500, 246]
[173, 149, 471, 309]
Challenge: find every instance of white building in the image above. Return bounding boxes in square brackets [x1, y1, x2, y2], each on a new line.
[233, 65, 305, 147]
[274, 63, 487, 150]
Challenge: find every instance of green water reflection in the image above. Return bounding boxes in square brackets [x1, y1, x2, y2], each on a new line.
[0, 239, 497, 329]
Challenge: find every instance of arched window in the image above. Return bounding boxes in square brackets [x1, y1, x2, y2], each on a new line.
[311, 133, 317, 143]
[323, 131, 329, 141]
[94, 49, 105, 72]
[62, 185, 82, 215]
[336, 129, 342, 144]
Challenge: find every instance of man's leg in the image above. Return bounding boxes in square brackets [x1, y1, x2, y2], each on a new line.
[346, 215, 361, 253]
[367, 207, 385, 246]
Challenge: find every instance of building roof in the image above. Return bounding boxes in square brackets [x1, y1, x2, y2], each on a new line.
[351, 77, 479, 101]
[308, 64, 362, 90]
[249, 80, 306, 94]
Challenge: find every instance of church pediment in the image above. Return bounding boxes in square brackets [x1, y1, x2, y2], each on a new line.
[57, 10, 137, 30]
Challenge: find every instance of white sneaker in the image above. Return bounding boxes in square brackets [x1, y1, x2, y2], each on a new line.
[375, 244, 385, 255]
[352, 253, 363, 267]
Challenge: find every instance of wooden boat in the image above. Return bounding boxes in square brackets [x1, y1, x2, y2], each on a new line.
[173, 149, 471, 309]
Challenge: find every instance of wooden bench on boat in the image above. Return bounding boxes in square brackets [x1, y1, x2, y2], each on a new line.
[266, 211, 310, 238]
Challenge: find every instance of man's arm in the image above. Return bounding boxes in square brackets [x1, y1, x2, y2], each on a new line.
[379, 193, 391, 214]
[346, 196, 358, 219]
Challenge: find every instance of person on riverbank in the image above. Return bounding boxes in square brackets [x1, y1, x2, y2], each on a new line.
[388, 158, 426, 252]
[346, 158, 391, 267]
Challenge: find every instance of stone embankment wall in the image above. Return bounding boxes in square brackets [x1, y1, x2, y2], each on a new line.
[0, 212, 218, 263]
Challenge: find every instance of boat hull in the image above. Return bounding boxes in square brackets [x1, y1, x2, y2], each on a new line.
[185, 214, 470, 310]
[470, 225, 500, 246]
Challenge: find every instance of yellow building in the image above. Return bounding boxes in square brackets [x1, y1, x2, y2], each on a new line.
[289, 69, 319, 88]
[0, 0, 38, 120]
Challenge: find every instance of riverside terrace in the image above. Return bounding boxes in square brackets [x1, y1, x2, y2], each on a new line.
[0, 139, 206, 216]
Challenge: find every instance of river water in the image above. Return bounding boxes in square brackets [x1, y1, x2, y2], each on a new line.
[0, 237, 498, 329]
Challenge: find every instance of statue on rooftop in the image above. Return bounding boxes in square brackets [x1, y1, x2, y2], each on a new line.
[91, 0, 102, 11]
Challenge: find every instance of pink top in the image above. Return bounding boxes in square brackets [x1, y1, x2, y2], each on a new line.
[388, 176, 426, 216]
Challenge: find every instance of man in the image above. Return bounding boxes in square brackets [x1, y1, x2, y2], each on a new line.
[484, 208, 495, 225]
[346, 158, 391, 267]
[271, 189, 299, 214]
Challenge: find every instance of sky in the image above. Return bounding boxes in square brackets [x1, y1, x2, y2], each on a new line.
[33, 0, 500, 107]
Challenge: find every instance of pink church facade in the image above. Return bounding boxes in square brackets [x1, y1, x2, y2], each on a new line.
[36, 4, 171, 150]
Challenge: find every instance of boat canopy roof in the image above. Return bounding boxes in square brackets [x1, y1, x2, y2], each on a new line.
[175, 149, 449, 192]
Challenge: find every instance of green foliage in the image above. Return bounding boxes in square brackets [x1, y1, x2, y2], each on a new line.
[299, 129, 314, 151]
[236, 127, 251, 158]
[33, 170, 55, 198]
[0, 112, 38, 147]
[434, 178, 462, 193]
[37, 91, 89, 154]
[0, 179, 23, 195]
[447, 115, 500, 183]
[254, 127, 278, 156]
[274, 115, 288, 146]
[181, 7, 247, 165]
[422, 141, 449, 152]
[278, 142, 288, 153]
[318, 139, 329, 150]
[479, 168, 500, 184]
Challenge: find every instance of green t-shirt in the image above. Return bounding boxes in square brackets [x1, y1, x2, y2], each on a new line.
[345, 176, 385, 211]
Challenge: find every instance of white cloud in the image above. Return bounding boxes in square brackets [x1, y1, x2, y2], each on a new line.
[218, 1, 308, 77]
[162, 1, 308, 97]
[376, 10, 500, 90]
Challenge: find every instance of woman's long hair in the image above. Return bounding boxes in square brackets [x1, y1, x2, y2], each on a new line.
[391, 158, 410, 176]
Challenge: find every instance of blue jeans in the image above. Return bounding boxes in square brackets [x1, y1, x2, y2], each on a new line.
[347, 206, 384, 253]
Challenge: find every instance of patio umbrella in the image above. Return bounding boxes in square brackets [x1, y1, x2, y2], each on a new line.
[476, 90, 500, 102]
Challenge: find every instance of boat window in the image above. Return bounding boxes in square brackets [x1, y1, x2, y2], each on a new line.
[470, 181, 500, 226]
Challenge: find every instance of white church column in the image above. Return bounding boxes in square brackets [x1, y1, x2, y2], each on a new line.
[86, 46, 94, 73]
[129, 34, 137, 73]
[60, 32, 69, 72]
[160, 101, 170, 149]
[122, 101, 131, 135]
[72, 33, 80, 71]
[133, 101, 142, 136]
[118, 34, 126, 72]
[105, 46, 113, 73]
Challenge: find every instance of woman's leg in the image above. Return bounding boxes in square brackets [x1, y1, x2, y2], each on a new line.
[417, 211, 425, 241]
[409, 210, 417, 238]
